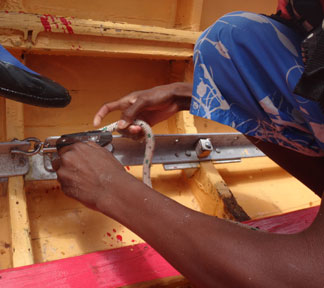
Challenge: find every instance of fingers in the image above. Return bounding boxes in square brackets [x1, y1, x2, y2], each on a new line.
[120, 97, 149, 127]
[57, 143, 77, 157]
[86, 141, 103, 149]
[51, 157, 61, 171]
[93, 100, 121, 127]
[54, 142, 97, 171]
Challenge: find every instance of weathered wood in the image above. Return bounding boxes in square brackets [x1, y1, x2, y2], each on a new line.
[6, 99, 34, 267]
[1, 0, 179, 29]
[0, 206, 318, 287]
[188, 162, 250, 221]
[0, 11, 199, 59]
[0, 12, 199, 44]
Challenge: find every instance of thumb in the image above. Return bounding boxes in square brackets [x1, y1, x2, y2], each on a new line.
[119, 98, 147, 129]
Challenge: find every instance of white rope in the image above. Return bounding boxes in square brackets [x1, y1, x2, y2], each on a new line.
[100, 120, 155, 188]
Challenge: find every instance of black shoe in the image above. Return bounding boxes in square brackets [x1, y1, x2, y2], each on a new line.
[0, 45, 71, 108]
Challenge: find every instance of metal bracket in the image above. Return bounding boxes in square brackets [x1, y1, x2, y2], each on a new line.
[0, 140, 30, 177]
[24, 133, 265, 181]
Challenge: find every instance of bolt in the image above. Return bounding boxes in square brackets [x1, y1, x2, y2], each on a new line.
[205, 143, 212, 149]
[185, 150, 192, 157]
[215, 148, 221, 153]
[174, 139, 179, 144]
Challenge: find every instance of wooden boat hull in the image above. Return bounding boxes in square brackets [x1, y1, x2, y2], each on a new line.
[0, 1, 321, 286]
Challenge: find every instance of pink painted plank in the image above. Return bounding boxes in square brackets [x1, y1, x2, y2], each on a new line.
[0, 206, 320, 287]
[244, 206, 320, 234]
[0, 243, 180, 288]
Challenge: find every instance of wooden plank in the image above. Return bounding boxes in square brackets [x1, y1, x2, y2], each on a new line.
[188, 162, 250, 221]
[0, 206, 319, 287]
[200, 0, 277, 30]
[0, 11, 199, 59]
[7, 177, 33, 267]
[0, 11, 200, 44]
[6, 99, 34, 267]
[175, 0, 204, 31]
[3, 0, 179, 29]
[245, 206, 320, 234]
[0, 98, 6, 141]
[0, 243, 181, 288]
[4, 34, 194, 60]
[0, 0, 24, 11]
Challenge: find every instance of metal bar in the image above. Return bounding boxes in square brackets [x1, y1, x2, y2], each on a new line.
[111, 133, 264, 165]
[0, 141, 30, 177]
[25, 133, 265, 181]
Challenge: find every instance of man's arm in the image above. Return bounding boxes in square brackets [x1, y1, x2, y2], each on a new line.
[55, 142, 324, 288]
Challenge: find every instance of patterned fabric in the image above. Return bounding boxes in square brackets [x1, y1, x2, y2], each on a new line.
[190, 12, 324, 156]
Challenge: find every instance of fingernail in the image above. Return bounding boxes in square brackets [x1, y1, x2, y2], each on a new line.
[93, 118, 99, 127]
[118, 120, 127, 129]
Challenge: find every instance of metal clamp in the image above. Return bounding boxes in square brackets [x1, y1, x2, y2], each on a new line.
[11, 137, 42, 156]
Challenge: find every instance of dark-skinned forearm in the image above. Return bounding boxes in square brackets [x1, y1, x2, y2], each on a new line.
[171, 82, 193, 111]
[96, 175, 324, 288]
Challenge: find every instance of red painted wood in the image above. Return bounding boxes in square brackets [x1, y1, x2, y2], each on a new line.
[0, 243, 180, 288]
[0, 206, 320, 287]
[244, 206, 320, 234]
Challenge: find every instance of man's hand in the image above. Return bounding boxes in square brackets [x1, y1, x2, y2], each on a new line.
[53, 141, 133, 212]
[93, 82, 192, 137]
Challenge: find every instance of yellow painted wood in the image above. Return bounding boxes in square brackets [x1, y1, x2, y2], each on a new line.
[194, 118, 321, 219]
[21, 55, 201, 264]
[0, 182, 12, 269]
[216, 157, 321, 219]
[6, 99, 34, 267]
[1, 0, 179, 29]
[175, 0, 204, 31]
[8, 177, 33, 267]
[188, 162, 248, 220]
[0, 11, 199, 58]
[2, 35, 194, 60]
[200, 0, 277, 30]
[0, 0, 23, 11]
[0, 0, 319, 278]
[6, 100, 24, 140]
